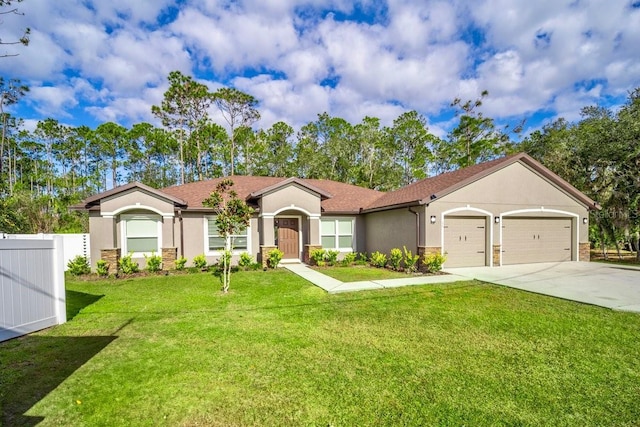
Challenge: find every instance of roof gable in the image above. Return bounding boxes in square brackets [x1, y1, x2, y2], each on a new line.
[364, 153, 599, 211]
[248, 177, 333, 200]
[80, 181, 187, 209]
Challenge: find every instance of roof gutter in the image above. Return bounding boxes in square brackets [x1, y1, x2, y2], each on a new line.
[361, 200, 424, 214]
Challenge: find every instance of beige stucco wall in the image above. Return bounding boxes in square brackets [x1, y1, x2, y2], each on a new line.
[364, 209, 419, 255]
[260, 184, 322, 216]
[89, 212, 115, 269]
[100, 189, 175, 216]
[181, 212, 207, 263]
[419, 161, 591, 265]
[178, 212, 259, 266]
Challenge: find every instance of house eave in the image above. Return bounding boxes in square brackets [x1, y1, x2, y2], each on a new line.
[361, 201, 423, 214]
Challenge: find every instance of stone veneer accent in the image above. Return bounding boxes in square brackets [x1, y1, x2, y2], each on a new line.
[100, 248, 121, 275]
[304, 244, 323, 265]
[260, 245, 277, 268]
[418, 246, 441, 256]
[418, 246, 441, 272]
[162, 247, 178, 270]
[579, 242, 590, 262]
[493, 245, 501, 266]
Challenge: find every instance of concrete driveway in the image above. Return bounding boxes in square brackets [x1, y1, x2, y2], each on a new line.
[444, 262, 640, 312]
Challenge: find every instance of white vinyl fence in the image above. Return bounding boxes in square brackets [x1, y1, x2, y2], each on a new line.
[1, 233, 90, 271]
[0, 237, 67, 342]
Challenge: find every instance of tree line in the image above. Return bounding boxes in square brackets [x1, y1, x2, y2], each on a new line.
[521, 88, 640, 259]
[1, 68, 638, 259]
[0, 71, 513, 233]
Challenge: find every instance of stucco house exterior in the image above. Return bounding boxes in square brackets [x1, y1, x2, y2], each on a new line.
[76, 153, 599, 272]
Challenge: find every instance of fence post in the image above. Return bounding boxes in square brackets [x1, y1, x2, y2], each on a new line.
[53, 235, 67, 325]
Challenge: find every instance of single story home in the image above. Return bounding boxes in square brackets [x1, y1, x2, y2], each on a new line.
[75, 153, 599, 272]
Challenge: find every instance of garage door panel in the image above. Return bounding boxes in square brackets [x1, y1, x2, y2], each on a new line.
[502, 218, 572, 265]
[443, 217, 487, 267]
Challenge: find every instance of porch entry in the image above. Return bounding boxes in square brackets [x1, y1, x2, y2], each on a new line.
[275, 218, 299, 259]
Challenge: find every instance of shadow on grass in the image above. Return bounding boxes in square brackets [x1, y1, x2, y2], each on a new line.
[66, 289, 104, 321]
[0, 335, 117, 426]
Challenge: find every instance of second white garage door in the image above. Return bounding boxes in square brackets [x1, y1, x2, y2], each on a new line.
[502, 217, 572, 265]
[443, 216, 487, 267]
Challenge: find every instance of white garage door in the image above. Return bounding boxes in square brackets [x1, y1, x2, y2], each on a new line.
[443, 216, 487, 267]
[502, 217, 572, 265]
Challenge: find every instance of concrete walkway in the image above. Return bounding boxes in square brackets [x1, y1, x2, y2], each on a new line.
[282, 263, 466, 294]
[444, 262, 640, 313]
[284, 262, 640, 313]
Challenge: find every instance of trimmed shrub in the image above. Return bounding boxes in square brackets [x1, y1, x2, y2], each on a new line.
[175, 256, 188, 271]
[403, 246, 420, 273]
[370, 251, 387, 268]
[118, 253, 139, 274]
[355, 252, 369, 265]
[389, 248, 403, 271]
[238, 252, 253, 268]
[423, 252, 446, 273]
[67, 255, 90, 276]
[192, 254, 207, 269]
[342, 252, 357, 266]
[310, 248, 327, 266]
[266, 248, 284, 269]
[326, 249, 339, 266]
[96, 259, 109, 277]
[144, 252, 162, 273]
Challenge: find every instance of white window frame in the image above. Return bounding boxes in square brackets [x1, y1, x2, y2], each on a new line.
[120, 213, 162, 257]
[320, 217, 355, 252]
[204, 216, 251, 256]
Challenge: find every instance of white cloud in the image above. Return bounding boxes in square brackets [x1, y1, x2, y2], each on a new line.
[170, 6, 299, 74]
[27, 85, 78, 117]
[1, 0, 639, 135]
[317, 16, 469, 112]
[386, 0, 460, 51]
[233, 75, 331, 129]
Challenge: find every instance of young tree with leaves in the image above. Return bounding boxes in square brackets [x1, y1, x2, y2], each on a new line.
[202, 179, 254, 293]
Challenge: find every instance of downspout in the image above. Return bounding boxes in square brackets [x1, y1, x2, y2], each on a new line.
[408, 207, 420, 254]
[178, 209, 184, 258]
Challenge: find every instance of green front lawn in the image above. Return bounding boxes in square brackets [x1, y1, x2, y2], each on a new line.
[311, 265, 412, 281]
[1, 270, 639, 426]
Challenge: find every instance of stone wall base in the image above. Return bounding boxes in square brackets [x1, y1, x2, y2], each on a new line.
[579, 242, 590, 262]
[493, 245, 501, 266]
[100, 248, 121, 275]
[260, 245, 277, 268]
[162, 247, 177, 270]
[418, 246, 441, 272]
[304, 244, 323, 265]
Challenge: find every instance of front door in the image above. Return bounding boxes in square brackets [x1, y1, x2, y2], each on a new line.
[277, 218, 299, 259]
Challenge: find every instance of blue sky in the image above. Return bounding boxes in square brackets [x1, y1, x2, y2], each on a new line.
[1, 0, 639, 140]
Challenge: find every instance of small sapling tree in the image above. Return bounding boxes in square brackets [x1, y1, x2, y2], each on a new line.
[202, 179, 253, 293]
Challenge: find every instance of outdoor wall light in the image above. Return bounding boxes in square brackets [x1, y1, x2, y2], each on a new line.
[582, 217, 588, 224]
[430, 215, 437, 224]
[495, 216, 500, 223]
